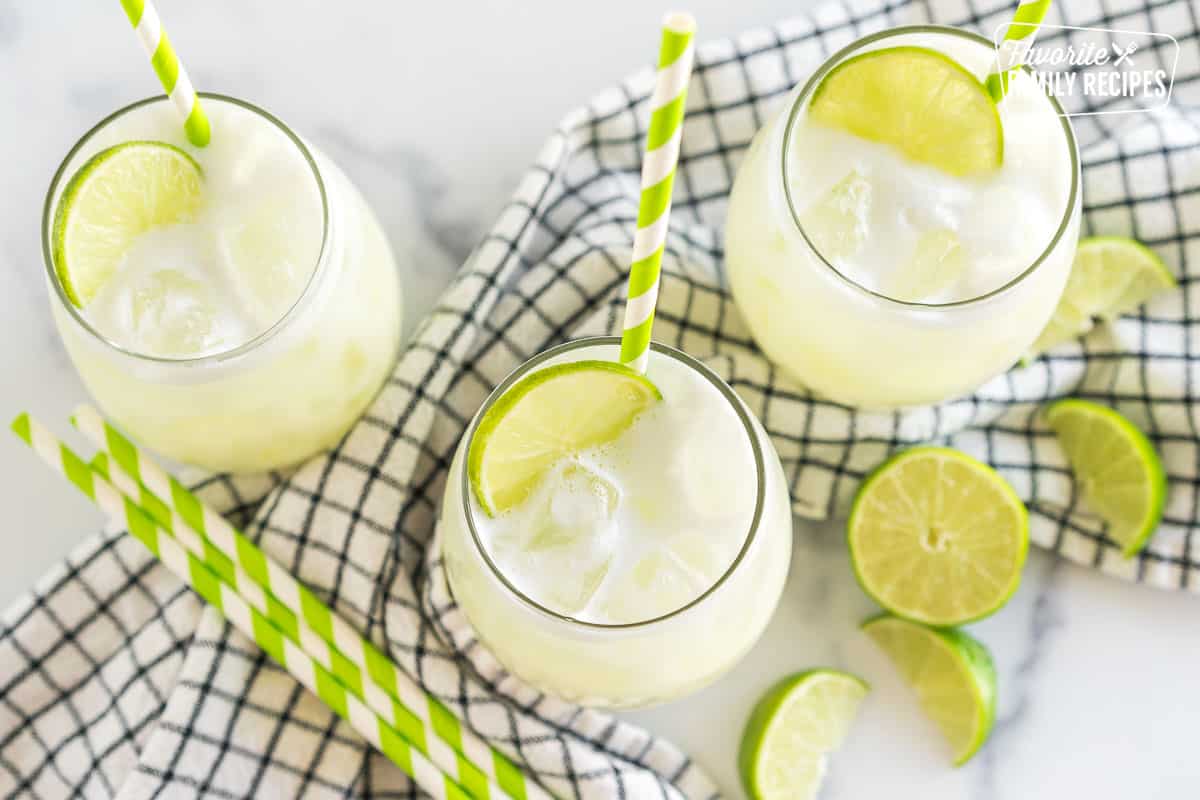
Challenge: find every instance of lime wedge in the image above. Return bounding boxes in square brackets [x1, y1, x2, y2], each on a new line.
[1029, 237, 1176, 358]
[52, 141, 204, 307]
[848, 447, 1028, 626]
[809, 46, 1002, 176]
[1044, 399, 1167, 557]
[467, 360, 661, 516]
[738, 670, 869, 800]
[861, 614, 995, 765]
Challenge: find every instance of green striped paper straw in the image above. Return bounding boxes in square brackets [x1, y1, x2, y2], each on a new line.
[90, 451, 516, 800]
[118, 0, 210, 146]
[984, 0, 1053, 102]
[10, 414, 469, 800]
[70, 406, 545, 800]
[618, 12, 696, 374]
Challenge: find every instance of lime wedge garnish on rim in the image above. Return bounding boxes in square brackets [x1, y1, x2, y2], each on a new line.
[862, 614, 996, 765]
[1028, 237, 1176, 359]
[848, 447, 1029, 626]
[738, 669, 868, 800]
[467, 360, 661, 516]
[52, 141, 204, 307]
[809, 46, 1003, 176]
[1044, 399, 1167, 557]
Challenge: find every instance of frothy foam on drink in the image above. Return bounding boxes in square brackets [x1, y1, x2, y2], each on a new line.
[790, 63, 1069, 304]
[475, 353, 757, 625]
[84, 103, 323, 358]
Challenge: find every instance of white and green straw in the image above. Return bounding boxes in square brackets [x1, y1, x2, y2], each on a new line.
[10, 415, 469, 798]
[984, 0, 1053, 102]
[618, 12, 696, 374]
[67, 406, 547, 800]
[119, 0, 210, 146]
[14, 411, 548, 800]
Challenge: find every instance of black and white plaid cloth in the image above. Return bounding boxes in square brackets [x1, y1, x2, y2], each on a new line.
[3, 0, 1199, 796]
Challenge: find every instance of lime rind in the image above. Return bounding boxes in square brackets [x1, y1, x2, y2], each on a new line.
[738, 669, 869, 800]
[1044, 398, 1167, 557]
[52, 141, 204, 307]
[861, 614, 996, 765]
[809, 46, 1003, 176]
[467, 360, 661, 517]
[847, 447, 1029, 626]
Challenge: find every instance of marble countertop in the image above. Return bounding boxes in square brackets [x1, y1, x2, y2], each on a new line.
[1, 2, 1197, 798]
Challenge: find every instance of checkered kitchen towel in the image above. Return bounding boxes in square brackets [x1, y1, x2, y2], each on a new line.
[4, 0, 1200, 796]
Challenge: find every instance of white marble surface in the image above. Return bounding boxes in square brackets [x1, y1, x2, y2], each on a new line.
[0, 2, 1197, 798]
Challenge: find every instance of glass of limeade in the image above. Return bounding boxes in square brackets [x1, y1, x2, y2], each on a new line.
[42, 94, 402, 472]
[440, 337, 793, 708]
[725, 26, 1081, 409]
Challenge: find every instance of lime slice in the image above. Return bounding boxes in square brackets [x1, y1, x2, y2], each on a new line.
[467, 360, 661, 516]
[809, 46, 1002, 176]
[1029, 237, 1176, 358]
[848, 447, 1028, 626]
[1044, 399, 1167, 557]
[861, 614, 995, 765]
[52, 141, 204, 307]
[738, 670, 869, 800]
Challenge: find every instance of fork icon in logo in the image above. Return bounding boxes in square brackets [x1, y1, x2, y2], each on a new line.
[1111, 40, 1138, 66]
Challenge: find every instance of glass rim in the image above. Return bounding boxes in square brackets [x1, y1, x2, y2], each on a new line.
[41, 92, 331, 367]
[781, 24, 1081, 310]
[458, 336, 768, 632]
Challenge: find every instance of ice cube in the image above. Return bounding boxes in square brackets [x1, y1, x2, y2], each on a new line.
[960, 180, 1052, 257]
[87, 227, 249, 358]
[884, 228, 968, 303]
[216, 191, 321, 332]
[595, 547, 705, 624]
[502, 536, 613, 616]
[523, 462, 618, 550]
[956, 181, 1056, 297]
[504, 462, 619, 615]
[541, 555, 612, 617]
[550, 463, 619, 527]
[214, 145, 322, 333]
[671, 412, 756, 522]
[497, 526, 615, 616]
[799, 170, 872, 262]
[129, 268, 220, 356]
[665, 532, 733, 586]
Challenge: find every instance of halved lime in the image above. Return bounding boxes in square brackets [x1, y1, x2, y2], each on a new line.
[848, 447, 1028, 626]
[738, 669, 869, 800]
[52, 141, 204, 307]
[1044, 399, 1167, 557]
[467, 360, 661, 516]
[1029, 237, 1176, 358]
[809, 46, 1002, 176]
[861, 614, 995, 765]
